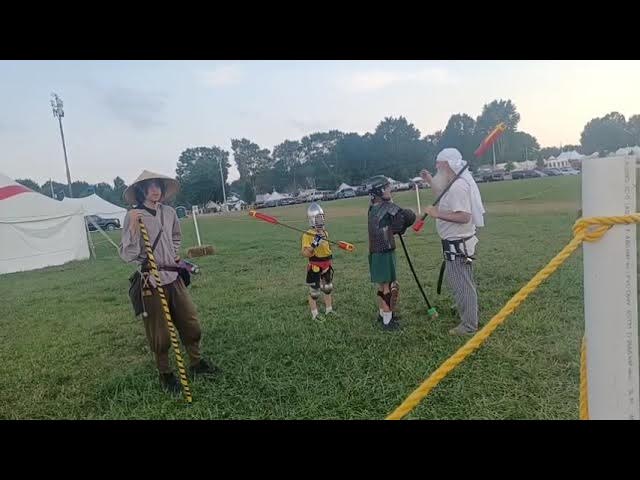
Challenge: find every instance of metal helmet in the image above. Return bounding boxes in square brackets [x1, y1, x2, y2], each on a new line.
[365, 175, 391, 197]
[307, 202, 325, 228]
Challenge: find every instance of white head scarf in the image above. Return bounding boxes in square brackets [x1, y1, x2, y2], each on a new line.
[436, 148, 485, 227]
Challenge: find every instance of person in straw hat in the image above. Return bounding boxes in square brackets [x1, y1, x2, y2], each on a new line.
[119, 170, 220, 394]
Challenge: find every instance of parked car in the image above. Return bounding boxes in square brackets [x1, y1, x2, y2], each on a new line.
[542, 168, 562, 176]
[355, 185, 369, 196]
[560, 167, 580, 175]
[86, 215, 121, 231]
[279, 198, 297, 206]
[392, 182, 412, 191]
[483, 170, 506, 182]
[306, 192, 324, 202]
[337, 188, 356, 199]
[319, 190, 336, 201]
[513, 169, 546, 179]
[472, 173, 486, 183]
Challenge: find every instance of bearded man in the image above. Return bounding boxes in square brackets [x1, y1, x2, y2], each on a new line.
[420, 148, 486, 336]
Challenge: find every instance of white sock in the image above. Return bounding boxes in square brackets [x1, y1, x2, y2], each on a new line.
[325, 306, 333, 314]
[311, 309, 319, 319]
[382, 311, 393, 325]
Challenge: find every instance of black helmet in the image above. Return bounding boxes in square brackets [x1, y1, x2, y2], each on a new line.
[365, 175, 390, 197]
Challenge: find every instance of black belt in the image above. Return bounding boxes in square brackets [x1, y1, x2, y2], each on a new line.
[310, 255, 332, 261]
[437, 236, 475, 294]
[141, 265, 180, 272]
[441, 235, 475, 261]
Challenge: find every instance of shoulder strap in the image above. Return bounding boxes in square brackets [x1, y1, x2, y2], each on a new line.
[151, 228, 163, 252]
[152, 206, 165, 252]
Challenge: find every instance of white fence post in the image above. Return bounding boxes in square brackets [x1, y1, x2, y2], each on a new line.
[582, 155, 639, 419]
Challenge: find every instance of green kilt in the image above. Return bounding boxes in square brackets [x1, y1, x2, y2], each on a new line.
[368, 251, 397, 284]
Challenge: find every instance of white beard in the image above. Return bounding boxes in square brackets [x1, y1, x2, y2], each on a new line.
[430, 170, 452, 198]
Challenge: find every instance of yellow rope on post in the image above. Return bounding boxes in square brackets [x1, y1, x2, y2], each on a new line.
[580, 336, 589, 420]
[386, 214, 640, 420]
[139, 218, 193, 404]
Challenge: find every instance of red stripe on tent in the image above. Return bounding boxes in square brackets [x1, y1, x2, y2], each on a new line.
[0, 184, 31, 200]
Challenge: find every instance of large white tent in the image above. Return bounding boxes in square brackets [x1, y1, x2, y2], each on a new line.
[335, 183, 356, 193]
[0, 174, 90, 275]
[62, 193, 127, 225]
[615, 146, 640, 156]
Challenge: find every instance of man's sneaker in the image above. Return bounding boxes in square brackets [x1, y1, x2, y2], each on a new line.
[189, 358, 221, 376]
[159, 372, 181, 394]
[325, 310, 337, 317]
[448, 325, 476, 336]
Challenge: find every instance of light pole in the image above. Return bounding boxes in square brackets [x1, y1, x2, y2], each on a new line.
[492, 142, 496, 169]
[50, 93, 73, 198]
[218, 157, 227, 206]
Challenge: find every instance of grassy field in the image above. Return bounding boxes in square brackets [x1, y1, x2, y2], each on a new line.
[1, 176, 586, 419]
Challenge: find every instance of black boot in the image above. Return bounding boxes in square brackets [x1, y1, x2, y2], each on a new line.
[382, 318, 401, 331]
[189, 358, 221, 377]
[159, 372, 181, 394]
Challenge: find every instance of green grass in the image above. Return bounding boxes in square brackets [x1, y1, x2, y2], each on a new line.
[1, 176, 585, 419]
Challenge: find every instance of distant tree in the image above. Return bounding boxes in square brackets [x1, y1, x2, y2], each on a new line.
[14, 178, 40, 192]
[40, 180, 65, 198]
[627, 114, 640, 145]
[580, 112, 632, 155]
[475, 99, 521, 136]
[440, 113, 477, 164]
[175, 146, 230, 206]
[231, 138, 272, 191]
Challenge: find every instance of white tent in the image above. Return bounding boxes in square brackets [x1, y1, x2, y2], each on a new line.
[0, 174, 90, 275]
[335, 183, 356, 193]
[556, 150, 584, 161]
[62, 193, 127, 225]
[615, 146, 640, 156]
[268, 191, 289, 201]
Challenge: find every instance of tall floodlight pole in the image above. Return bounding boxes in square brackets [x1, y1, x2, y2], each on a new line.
[218, 157, 227, 205]
[50, 93, 73, 198]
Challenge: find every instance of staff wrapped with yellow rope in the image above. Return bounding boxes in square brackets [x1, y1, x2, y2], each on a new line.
[139, 217, 193, 404]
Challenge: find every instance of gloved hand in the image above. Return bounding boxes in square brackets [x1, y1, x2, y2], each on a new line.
[311, 234, 323, 248]
[391, 209, 416, 235]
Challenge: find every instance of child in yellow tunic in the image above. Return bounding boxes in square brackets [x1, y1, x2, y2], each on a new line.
[301, 202, 335, 320]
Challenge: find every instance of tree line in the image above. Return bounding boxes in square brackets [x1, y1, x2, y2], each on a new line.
[16, 99, 640, 206]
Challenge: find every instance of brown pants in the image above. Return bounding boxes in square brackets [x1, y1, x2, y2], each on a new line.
[142, 277, 202, 374]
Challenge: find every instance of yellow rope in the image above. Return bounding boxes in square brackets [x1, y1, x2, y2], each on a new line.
[579, 336, 589, 420]
[139, 218, 193, 404]
[386, 214, 640, 420]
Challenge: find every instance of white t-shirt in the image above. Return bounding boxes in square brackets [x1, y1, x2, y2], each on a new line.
[436, 179, 477, 245]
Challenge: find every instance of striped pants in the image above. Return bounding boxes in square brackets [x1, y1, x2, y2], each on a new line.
[444, 257, 478, 332]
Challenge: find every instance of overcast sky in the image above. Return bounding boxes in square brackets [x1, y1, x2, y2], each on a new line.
[1, 60, 639, 186]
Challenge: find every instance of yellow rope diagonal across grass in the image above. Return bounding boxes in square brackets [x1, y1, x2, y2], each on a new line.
[386, 214, 640, 420]
[579, 336, 589, 420]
